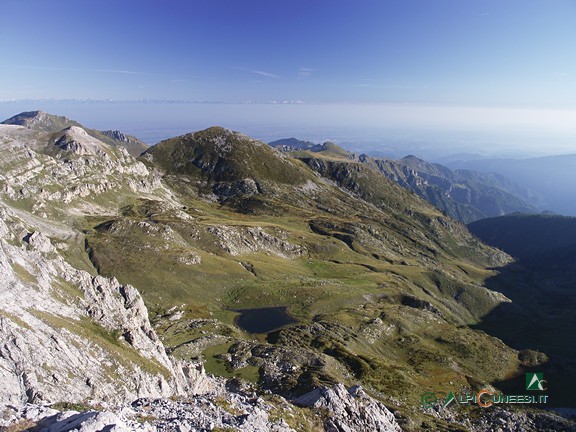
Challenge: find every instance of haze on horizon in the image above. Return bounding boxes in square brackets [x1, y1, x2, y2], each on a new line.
[2, 0, 576, 157]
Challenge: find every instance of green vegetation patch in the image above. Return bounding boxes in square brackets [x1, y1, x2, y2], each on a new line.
[203, 342, 260, 383]
[0, 309, 32, 330]
[10, 262, 37, 286]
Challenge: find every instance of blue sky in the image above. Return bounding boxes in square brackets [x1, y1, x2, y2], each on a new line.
[2, 0, 576, 108]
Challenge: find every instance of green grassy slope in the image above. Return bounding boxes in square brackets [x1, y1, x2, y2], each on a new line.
[2, 116, 566, 428]
[80, 127, 530, 428]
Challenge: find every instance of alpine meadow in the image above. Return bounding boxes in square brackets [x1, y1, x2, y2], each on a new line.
[1, 1, 576, 431]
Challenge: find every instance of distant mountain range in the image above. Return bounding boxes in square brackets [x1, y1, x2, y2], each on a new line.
[447, 154, 576, 216]
[270, 138, 538, 223]
[1, 111, 575, 429]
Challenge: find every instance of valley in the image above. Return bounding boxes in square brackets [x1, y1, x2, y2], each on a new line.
[469, 214, 576, 407]
[448, 155, 576, 216]
[0, 111, 574, 431]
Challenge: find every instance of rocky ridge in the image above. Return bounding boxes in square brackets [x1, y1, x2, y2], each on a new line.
[272, 138, 537, 222]
[0, 203, 210, 404]
[0, 114, 404, 431]
[2, 110, 149, 157]
[295, 384, 402, 432]
[1, 112, 574, 431]
[371, 155, 537, 222]
[1, 110, 82, 132]
[0, 381, 404, 431]
[0, 124, 167, 217]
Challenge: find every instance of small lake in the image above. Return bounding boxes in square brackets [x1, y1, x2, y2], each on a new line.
[234, 306, 298, 334]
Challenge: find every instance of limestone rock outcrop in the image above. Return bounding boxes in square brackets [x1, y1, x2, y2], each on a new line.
[295, 384, 402, 432]
[0, 203, 213, 405]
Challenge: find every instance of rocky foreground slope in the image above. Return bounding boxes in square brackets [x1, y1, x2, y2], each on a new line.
[0, 152, 400, 430]
[0, 112, 574, 431]
[0, 116, 402, 430]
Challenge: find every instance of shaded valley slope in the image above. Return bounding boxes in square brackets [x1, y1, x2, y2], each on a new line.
[468, 214, 576, 406]
[0, 112, 573, 431]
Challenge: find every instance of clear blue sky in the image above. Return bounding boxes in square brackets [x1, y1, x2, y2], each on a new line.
[2, 0, 576, 108]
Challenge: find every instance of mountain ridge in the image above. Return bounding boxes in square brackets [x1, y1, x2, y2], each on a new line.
[447, 154, 576, 216]
[1, 111, 574, 431]
[2, 110, 148, 157]
[271, 138, 538, 222]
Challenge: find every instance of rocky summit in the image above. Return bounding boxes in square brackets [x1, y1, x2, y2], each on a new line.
[0, 112, 574, 431]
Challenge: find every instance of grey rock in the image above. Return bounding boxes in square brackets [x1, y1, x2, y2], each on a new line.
[295, 383, 402, 432]
[469, 407, 576, 432]
[0, 203, 215, 404]
[24, 231, 56, 254]
[0, 124, 167, 216]
[207, 225, 305, 258]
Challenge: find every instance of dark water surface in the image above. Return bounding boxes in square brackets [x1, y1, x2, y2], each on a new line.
[234, 306, 298, 334]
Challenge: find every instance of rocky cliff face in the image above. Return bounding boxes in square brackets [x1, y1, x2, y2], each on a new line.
[371, 155, 538, 223]
[0, 114, 406, 431]
[1, 113, 573, 431]
[295, 384, 401, 432]
[100, 129, 149, 157]
[0, 203, 206, 404]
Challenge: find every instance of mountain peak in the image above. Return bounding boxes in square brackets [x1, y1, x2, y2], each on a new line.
[318, 141, 349, 156]
[400, 154, 426, 164]
[400, 154, 437, 171]
[2, 110, 81, 132]
[2, 111, 148, 157]
[144, 126, 312, 190]
[54, 126, 110, 156]
[192, 126, 242, 148]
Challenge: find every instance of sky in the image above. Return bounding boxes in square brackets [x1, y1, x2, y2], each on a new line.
[2, 0, 576, 106]
[1, 0, 576, 156]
